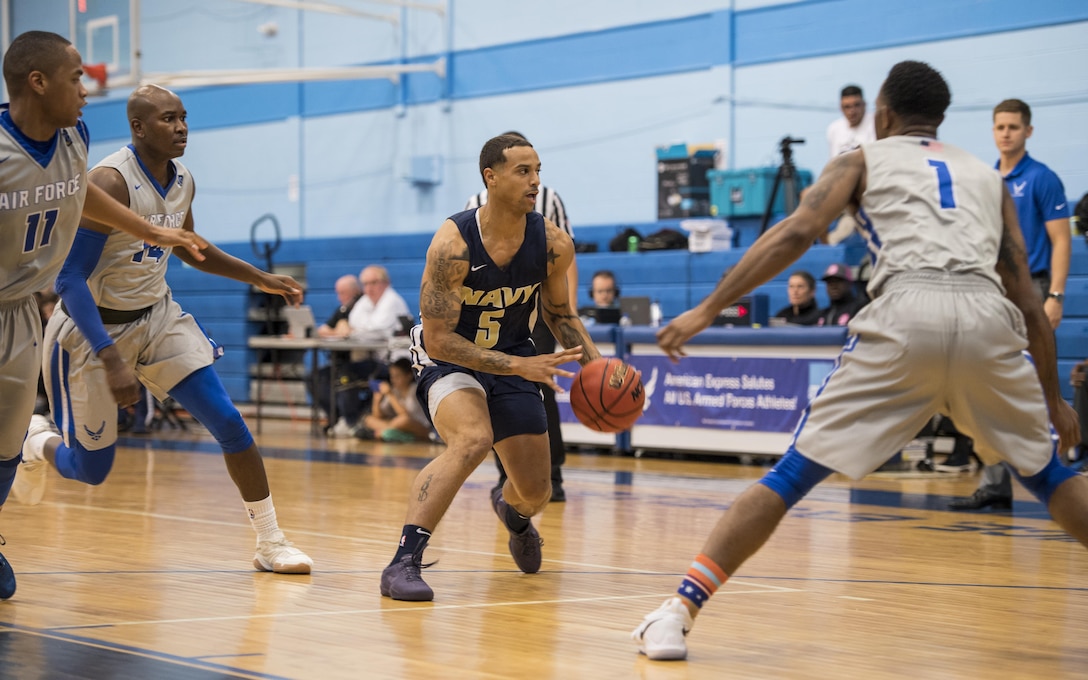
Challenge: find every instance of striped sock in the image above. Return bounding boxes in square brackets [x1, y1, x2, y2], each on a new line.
[677, 554, 728, 609]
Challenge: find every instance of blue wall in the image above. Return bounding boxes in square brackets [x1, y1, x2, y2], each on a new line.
[10, 0, 1087, 243]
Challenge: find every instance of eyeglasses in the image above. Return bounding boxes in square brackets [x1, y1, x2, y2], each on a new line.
[361, 279, 384, 286]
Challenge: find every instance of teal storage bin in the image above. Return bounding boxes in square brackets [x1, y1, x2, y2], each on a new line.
[708, 167, 813, 218]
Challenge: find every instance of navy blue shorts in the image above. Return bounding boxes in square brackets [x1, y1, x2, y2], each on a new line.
[416, 362, 546, 443]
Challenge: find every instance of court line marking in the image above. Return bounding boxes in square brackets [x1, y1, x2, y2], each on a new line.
[51, 587, 798, 630]
[0, 624, 288, 680]
[32, 501, 698, 574]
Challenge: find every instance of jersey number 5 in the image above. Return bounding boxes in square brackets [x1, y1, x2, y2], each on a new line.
[926, 159, 956, 209]
[22, 209, 59, 253]
[475, 309, 504, 348]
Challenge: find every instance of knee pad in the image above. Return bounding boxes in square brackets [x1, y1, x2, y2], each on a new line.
[760, 447, 833, 509]
[55, 441, 115, 485]
[169, 367, 254, 454]
[1011, 452, 1078, 507]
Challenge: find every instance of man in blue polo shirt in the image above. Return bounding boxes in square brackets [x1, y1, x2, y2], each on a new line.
[950, 98, 1072, 511]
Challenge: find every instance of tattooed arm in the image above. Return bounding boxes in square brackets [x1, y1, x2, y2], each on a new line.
[994, 186, 1078, 447]
[657, 150, 865, 359]
[420, 220, 582, 383]
[540, 220, 600, 365]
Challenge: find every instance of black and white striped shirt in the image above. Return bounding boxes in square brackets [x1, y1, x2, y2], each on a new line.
[464, 186, 573, 239]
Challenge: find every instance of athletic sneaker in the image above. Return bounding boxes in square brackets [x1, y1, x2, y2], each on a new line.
[632, 597, 694, 661]
[13, 414, 56, 505]
[380, 545, 434, 601]
[490, 486, 543, 574]
[328, 418, 355, 438]
[253, 538, 313, 574]
[0, 540, 15, 600]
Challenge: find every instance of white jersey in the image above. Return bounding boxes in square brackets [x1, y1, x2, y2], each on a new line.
[0, 108, 89, 301]
[857, 136, 1005, 297]
[89, 145, 193, 310]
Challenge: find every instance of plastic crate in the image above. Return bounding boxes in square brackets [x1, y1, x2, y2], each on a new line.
[708, 167, 813, 218]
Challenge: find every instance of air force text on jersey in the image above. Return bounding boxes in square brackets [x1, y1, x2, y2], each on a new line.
[146, 209, 187, 228]
[0, 174, 82, 210]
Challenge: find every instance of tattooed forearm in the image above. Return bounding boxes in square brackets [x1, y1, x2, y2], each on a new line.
[441, 341, 514, 373]
[418, 474, 433, 502]
[556, 322, 599, 363]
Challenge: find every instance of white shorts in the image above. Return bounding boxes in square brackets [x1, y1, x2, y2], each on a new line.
[0, 296, 44, 457]
[44, 295, 215, 451]
[794, 272, 1053, 479]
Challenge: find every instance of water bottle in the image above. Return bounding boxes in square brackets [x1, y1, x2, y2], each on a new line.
[627, 235, 639, 253]
[649, 299, 662, 327]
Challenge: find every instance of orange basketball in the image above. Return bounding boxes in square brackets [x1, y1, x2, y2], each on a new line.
[569, 358, 645, 433]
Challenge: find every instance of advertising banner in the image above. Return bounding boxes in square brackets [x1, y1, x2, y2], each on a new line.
[559, 355, 834, 434]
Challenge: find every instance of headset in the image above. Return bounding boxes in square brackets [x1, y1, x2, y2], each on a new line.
[587, 270, 620, 302]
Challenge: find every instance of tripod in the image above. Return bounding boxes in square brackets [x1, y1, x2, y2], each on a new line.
[759, 136, 805, 236]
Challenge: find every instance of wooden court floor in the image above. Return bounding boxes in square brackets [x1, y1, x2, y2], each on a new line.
[0, 420, 1084, 680]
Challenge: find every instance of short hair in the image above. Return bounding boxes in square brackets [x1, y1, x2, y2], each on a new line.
[390, 357, 414, 378]
[360, 265, 390, 284]
[479, 133, 533, 184]
[336, 274, 362, 293]
[592, 270, 617, 286]
[880, 61, 951, 125]
[993, 98, 1031, 126]
[840, 85, 863, 99]
[789, 270, 816, 290]
[3, 31, 72, 97]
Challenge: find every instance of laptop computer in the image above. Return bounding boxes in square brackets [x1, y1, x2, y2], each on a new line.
[395, 314, 416, 336]
[620, 296, 652, 325]
[578, 306, 622, 325]
[283, 305, 316, 338]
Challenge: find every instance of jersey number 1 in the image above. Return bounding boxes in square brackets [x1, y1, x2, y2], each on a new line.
[926, 159, 956, 209]
[22, 209, 59, 253]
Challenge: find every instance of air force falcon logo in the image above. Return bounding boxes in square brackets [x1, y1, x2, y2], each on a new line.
[1011, 181, 1027, 198]
[83, 420, 107, 441]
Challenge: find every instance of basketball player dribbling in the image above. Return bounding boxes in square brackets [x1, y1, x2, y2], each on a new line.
[0, 31, 208, 599]
[631, 60, 1088, 661]
[15, 84, 312, 575]
[381, 133, 603, 601]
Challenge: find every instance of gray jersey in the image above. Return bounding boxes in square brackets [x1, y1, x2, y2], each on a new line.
[89, 145, 193, 310]
[0, 110, 89, 301]
[858, 136, 1004, 297]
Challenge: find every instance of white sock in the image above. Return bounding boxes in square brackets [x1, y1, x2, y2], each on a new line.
[244, 495, 285, 544]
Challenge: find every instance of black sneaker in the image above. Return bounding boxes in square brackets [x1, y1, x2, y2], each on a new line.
[550, 479, 566, 503]
[380, 545, 434, 601]
[490, 486, 543, 573]
[0, 535, 15, 600]
[935, 449, 973, 473]
[948, 486, 1012, 511]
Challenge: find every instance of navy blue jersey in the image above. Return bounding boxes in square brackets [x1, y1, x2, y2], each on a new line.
[449, 208, 547, 357]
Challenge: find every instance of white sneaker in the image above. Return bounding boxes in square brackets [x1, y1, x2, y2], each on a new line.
[253, 538, 313, 574]
[632, 597, 693, 661]
[329, 418, 354, 438]
[13, 415, 56, 505]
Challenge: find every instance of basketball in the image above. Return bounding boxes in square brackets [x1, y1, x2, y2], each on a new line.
[569, 358, 645, 433]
